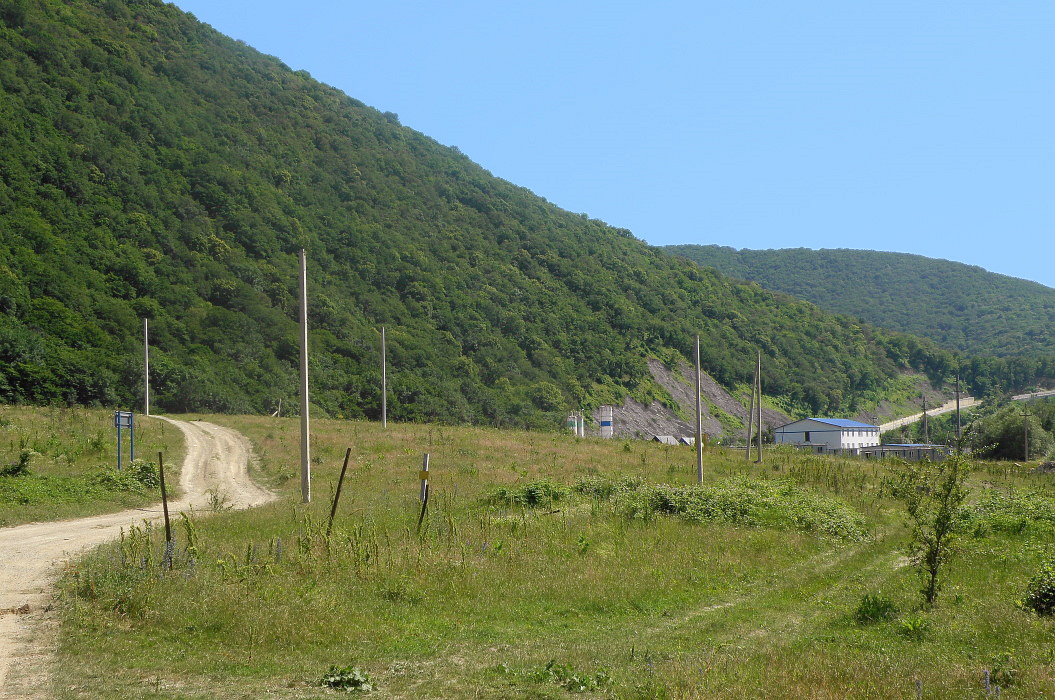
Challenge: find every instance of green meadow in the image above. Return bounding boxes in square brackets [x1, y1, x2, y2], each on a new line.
[26, 411, 1055, 697]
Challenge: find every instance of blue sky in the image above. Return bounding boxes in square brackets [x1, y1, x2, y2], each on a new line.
[173, 1, 1055, 289]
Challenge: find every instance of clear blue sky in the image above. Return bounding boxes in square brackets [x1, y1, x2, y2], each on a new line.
[173, 0, 1055, 289]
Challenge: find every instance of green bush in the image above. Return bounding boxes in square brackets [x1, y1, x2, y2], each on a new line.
[853, 593, 898, 625]
[489, 480, 568, 507]
[319, 665, 373, 692]
[1021, 559, 1055, 616]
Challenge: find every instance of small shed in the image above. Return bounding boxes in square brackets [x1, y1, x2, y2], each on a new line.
[652, 435, 679, 445]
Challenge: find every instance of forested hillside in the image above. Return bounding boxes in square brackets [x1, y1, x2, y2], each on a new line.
[0, 0, 1048, 428]
[668, 245, 1055, 359]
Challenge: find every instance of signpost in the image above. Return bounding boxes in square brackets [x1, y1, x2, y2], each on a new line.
[114, 411, 134, 470]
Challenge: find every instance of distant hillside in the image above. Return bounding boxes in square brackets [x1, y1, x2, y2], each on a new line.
[0, 0, 1049, 429]
[667, 246, 1055, 358]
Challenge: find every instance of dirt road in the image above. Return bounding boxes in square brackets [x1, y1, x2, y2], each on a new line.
[879, 396, 981, 434]
[0, 418, 274, 698]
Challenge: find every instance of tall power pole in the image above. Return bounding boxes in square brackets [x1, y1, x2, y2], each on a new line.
[694, 335, 703, 483]
[755, 350, 763, 464]
[381, 326, 387, 428]
[299, 249, 311, 503]
[955, 373, 961, 446]
[1023, 406, 1032, 461]
[922, 395, 929, 445]
[143, 317, 150, 416]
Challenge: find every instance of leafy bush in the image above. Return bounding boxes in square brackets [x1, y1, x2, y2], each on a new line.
[91, 460, 160, 493]
[0, 449, 36, 477]
[489, 480, 568, 507]
[609, 477, 868, 540]
[897, 615, 930, 641]
[530, 660, 611, 693]
[961, 491, 1055, 537]
[319, 665, 373, 692]
[853, 593, 898, 624]
[1020, 559, 1055, 616]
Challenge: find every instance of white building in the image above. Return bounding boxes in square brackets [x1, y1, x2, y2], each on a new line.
[774, 418, 880, 454]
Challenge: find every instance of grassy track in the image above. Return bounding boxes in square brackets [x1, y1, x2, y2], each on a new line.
[51, 415, 1055, 698]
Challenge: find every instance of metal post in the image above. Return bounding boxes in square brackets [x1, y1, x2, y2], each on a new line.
[116, 419, 122, 471]
[695, 335, 703, 483]
[143, 318, 150, 416]
[129, 413, 135, 463]
[381, 326, 387, 428]
[419, 453, 430, 502]
[299, 248, 311, 503]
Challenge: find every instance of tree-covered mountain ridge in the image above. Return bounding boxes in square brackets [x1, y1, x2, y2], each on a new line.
[0, 0, 1050, 430]
[667, 245, 1055, 359]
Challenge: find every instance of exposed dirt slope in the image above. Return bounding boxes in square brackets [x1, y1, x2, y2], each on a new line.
[596, 359, 789, 441]
[0, 418, 274, 699]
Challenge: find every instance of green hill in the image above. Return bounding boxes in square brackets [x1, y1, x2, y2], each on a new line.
[667, 245, 1055, 358]
[0, 0, 1048, 426]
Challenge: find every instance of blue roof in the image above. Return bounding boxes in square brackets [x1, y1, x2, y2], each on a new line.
[808, 418, 878, 429]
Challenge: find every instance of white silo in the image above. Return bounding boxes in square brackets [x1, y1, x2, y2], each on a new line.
[599, 405, 614, 438]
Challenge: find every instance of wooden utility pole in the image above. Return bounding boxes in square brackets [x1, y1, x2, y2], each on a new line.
[1023, 406, 1032, 461]
[922, 395, 929, 445]
[143, 317, 150, 416]
[746, 363, 756, 461]
[755, 351, 763, 463]
[694, 335, 703, 483]
[955, 373, 961, 446]
[381, 326, 387, 428]
[299, 248, 311, 504]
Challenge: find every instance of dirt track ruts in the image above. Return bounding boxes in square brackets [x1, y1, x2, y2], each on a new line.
[0, 418, 274, 698]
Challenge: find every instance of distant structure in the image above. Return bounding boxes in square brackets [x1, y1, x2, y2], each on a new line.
[774, 418, 880, 455]
[859, 444, 950, 461]
[566, 412, 585, 437]
[652, 435, 679, 445]
[599, 405, 614, 438]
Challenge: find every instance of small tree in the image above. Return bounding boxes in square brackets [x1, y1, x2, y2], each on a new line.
[896, 453, 970, 606]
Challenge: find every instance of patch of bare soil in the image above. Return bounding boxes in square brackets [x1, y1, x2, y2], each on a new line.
[0, 418, 274, 699]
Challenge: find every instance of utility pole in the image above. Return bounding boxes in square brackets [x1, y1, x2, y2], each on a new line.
[1023, 406, 1032, 462]
[955, 373, 961, 447]
[143, 317, 150, 416]
[922, 394, 929, 445]
[694, 335, 703, 483]
[755, 351, 763, 463]
[299, 248, 311, 503]
[381, 326, 387, 428]
[746, 356, 757, 461]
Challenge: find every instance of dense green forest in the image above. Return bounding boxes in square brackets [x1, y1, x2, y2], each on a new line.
[0, 0, 1050, 428]
[668, 245, 1055, 359]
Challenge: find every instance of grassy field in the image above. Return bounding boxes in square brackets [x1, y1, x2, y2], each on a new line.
[0, 406, 185, 527]
[51, 414, 1055, 698]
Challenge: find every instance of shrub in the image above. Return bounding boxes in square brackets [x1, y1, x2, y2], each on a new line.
[319, 665, 373, 692]
[897, 615, 930, 641]
[1021, 558, 1055, 616]
[489, 480, 568, 507]
[853, 593, 898, 625]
